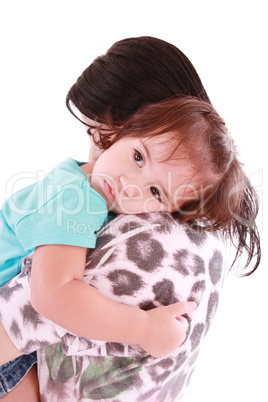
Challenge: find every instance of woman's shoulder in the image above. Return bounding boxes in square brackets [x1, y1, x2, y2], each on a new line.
[100, 212, 225, 252]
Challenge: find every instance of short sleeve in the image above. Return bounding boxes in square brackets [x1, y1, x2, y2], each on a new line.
[15, 183, 107, 251]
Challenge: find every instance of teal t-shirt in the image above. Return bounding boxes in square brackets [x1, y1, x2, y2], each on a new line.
[0, 158, 108, 286]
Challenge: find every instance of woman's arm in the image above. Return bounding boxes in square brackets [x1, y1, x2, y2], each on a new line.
[31, 244, 195, 357]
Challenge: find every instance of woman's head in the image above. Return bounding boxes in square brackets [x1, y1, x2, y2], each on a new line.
[66, 36, 210, 126]
[67, 36, 260, 274]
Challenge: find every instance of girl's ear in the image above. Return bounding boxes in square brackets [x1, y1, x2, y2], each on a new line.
[88, 136, 103, 163]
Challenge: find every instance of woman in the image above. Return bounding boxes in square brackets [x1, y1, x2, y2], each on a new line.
[0, 37, 260, 401]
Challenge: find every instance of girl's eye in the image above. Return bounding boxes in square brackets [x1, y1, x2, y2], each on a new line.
[150, 186, 162, 201]
[134, 150, 144, 167]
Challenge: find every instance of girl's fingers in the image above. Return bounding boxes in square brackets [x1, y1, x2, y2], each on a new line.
[166, 301, 197, 317]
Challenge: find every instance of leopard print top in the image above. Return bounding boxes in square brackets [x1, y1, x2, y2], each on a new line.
[0, 213, 226, 401]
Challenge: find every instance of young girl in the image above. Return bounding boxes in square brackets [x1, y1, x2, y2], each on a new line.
[0, 111, 203, 399]
[1, 96, 259, 343]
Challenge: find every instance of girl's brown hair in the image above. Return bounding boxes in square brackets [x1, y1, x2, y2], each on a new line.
[94, 96, 261, 276]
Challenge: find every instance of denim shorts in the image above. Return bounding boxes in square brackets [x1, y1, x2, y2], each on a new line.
[0, 353, 37, 398]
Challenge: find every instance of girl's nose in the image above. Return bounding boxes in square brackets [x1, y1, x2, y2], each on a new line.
[119, 175, 141, 198]
[123, 185, 140, 198]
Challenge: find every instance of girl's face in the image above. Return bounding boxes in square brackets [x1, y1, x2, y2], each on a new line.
[90, 134, 203, 215]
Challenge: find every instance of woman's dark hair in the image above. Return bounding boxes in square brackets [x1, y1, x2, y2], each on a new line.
[66, 36, 210, 124]
[66, 36, 260, 275]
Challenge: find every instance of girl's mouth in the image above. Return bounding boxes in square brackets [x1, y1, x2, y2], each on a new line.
[103, 180, 116, 203]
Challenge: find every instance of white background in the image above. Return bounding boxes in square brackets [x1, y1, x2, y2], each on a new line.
[0, 1, 267, 401]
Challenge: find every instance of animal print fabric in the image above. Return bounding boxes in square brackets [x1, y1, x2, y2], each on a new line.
[0, 213, 226, 401]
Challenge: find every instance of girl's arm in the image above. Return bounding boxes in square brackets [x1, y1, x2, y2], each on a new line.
[31, 244, 195, 357]
[0, 321, 22, 365]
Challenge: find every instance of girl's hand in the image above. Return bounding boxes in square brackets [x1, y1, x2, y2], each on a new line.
[139, 301, 197, 357]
